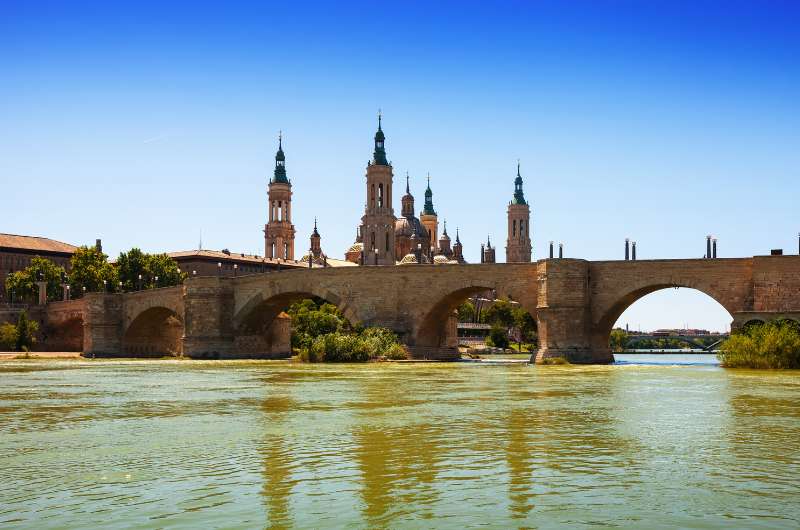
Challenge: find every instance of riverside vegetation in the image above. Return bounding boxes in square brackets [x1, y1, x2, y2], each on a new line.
[718, 320, 800, 369]
[0, 311, 39, 352]
[288, 298, 408, 362]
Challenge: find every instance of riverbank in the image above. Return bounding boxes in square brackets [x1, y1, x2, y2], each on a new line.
[0, 351, 83, 359]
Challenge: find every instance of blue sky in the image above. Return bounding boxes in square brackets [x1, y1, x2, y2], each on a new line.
[2, 1, 798, 331]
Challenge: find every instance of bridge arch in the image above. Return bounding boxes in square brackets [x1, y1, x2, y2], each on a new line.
[122, 306, 184, 357]
[592, 283, 734, 351]
[414, 280, 537, 353]
[233, 287, 358, 358]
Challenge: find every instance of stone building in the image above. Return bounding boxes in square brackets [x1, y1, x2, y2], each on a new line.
[481, 236, 496, 264]
[359, 114, 397, 266]
[346, 116, 465, 265]
[506, 162, 532, 263]
[264, 134, 296, 260]
[0, 233, 77, 302]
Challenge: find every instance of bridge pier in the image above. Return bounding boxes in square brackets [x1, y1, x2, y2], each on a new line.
[182, 277, 236, 359]
[83, 293, 123, 356]
[531, 259, 614, 364]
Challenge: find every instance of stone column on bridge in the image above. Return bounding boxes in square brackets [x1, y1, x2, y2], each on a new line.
[36, 281, 48, 305]
[182, 277, 236, 358]
[532, 259, 613, 364]
[83, 293, 123, 355]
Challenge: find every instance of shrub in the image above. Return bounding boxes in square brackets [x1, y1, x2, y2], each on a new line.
[486, 325, 509, 350]
[383, 343, 409, 360]
[14, 312, 38, 352]
[540, 356, 570, 365]
[718, 321, 800, 369]
[0, 322, 18, 351]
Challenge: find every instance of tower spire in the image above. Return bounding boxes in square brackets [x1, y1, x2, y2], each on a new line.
[406, 172, 410, 194]
[273, 132, 288, 184]
[372, 110, 388, 166]
[422, 173, 436, 215]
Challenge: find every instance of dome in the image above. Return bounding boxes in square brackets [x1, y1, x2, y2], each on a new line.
[347, 242, 364, 253]
[433, 254, 451, 265]
[399, 253, 419, 265]
[395, 216, 428, 239]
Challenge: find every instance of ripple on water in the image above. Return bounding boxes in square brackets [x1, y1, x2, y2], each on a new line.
[1, 360, 799, 528]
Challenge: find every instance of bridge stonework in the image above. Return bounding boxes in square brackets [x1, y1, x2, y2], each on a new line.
[73, 255, 800, 363]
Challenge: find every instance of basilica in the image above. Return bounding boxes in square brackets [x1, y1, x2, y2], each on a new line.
[264, 115, 533, 267]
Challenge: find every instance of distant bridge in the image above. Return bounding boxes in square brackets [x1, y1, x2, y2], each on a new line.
[625, 334, 729, 351]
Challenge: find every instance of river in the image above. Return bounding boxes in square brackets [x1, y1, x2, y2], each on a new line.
[1, 355, 798, 528]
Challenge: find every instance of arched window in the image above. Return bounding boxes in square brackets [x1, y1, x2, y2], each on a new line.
[385, 233, 390, 252]
[371, 231, 376, 250]
[371, 184, 375, 207]
[520, 220, 524, 239]
[512, 220, 516, 237]
[378, 183, 384, 208]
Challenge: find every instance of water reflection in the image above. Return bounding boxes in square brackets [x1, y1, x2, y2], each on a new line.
[1, 360, 799, 528]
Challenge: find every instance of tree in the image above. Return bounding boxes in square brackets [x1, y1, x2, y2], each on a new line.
[0, 322, 17, 350]
[487, 324, 510, 350]
[609, 328, 628, 352]
[116, 247, 149, 291]
[482, 298, 515, 328]
[456, 300, 475, 323]
[513, 308, 537, 351]
[14, 311, 39, 352]
[68, 246, 118, 296]
[4, 257, 66, 303]
[116, 248, 186, 291]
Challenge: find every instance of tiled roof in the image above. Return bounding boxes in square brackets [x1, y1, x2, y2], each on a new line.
[168, 249, 357, 268]
[0, 233, 77, 254]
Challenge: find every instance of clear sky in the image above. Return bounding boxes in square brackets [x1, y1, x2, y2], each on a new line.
[2, 1, 798, 331]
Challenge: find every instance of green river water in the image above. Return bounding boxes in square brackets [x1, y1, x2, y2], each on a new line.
[1, 355, 799, 529]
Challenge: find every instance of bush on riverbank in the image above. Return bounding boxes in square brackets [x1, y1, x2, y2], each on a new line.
[288, 298, 408, 362]
[0, 312, 39, 352]
[718, 321, 800, 369]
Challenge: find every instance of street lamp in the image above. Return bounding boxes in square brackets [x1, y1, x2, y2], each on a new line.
[103, 279, 107, 293]
[118, 280, 123, 293]
[233, 264, 238, 277]
[217, 262, 222, 277]
[138, 274, 143, 291]
[374, 248, 379, 265]
[154, 275, 159, 288]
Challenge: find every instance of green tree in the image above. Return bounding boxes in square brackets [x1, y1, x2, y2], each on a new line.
[609, 328, 629, 352]
[116, 247, 149, 291]
[482, 298, 515, 328]
[457, 300, 475, 323]
[4, 257, 66, 303]
[486, 324, 510, 349]
[513, 307, 537, 351]
[0, 322, 18, 350]
[14, 311, 39, 352]
[719, 320, 800, 368]
[68, 246, 118, 296]
[116, 248, 186, 290]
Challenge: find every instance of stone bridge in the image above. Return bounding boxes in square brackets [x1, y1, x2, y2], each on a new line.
[51, 254, 800, 363]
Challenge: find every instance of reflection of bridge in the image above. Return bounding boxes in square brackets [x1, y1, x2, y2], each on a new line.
[625, 334, 729, 351]
[30, 254, 800, 364]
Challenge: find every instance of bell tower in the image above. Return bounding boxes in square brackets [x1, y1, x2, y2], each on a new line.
[419, 174, 438, 255]
[265, 133, 296, 260]
[506, 161, 532, 263]
[359, 112, 396, 265]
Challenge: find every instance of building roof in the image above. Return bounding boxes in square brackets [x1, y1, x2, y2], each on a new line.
[0, 233, 77, 254]
[168, 249, 356, 268]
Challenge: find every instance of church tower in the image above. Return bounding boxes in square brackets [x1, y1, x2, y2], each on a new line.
[506, 162, 532, 263]
[265, 133, 295, 260]
[419, 174, 438, 256]
[453, 227, 466, 263]
[359, 113, 396, 265]
[310, 218, 322, 259]
[481, 236, 496, 264]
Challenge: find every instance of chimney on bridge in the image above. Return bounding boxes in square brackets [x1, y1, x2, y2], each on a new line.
[558, 243, 563, 259]
[706, 235, 712, 259]
[625, 238, 630, 260]
[632, 241, 637, 260]
[549, 241, 554, 259]
[95, 239, 102, 253]
[712, 238, 717, 259]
